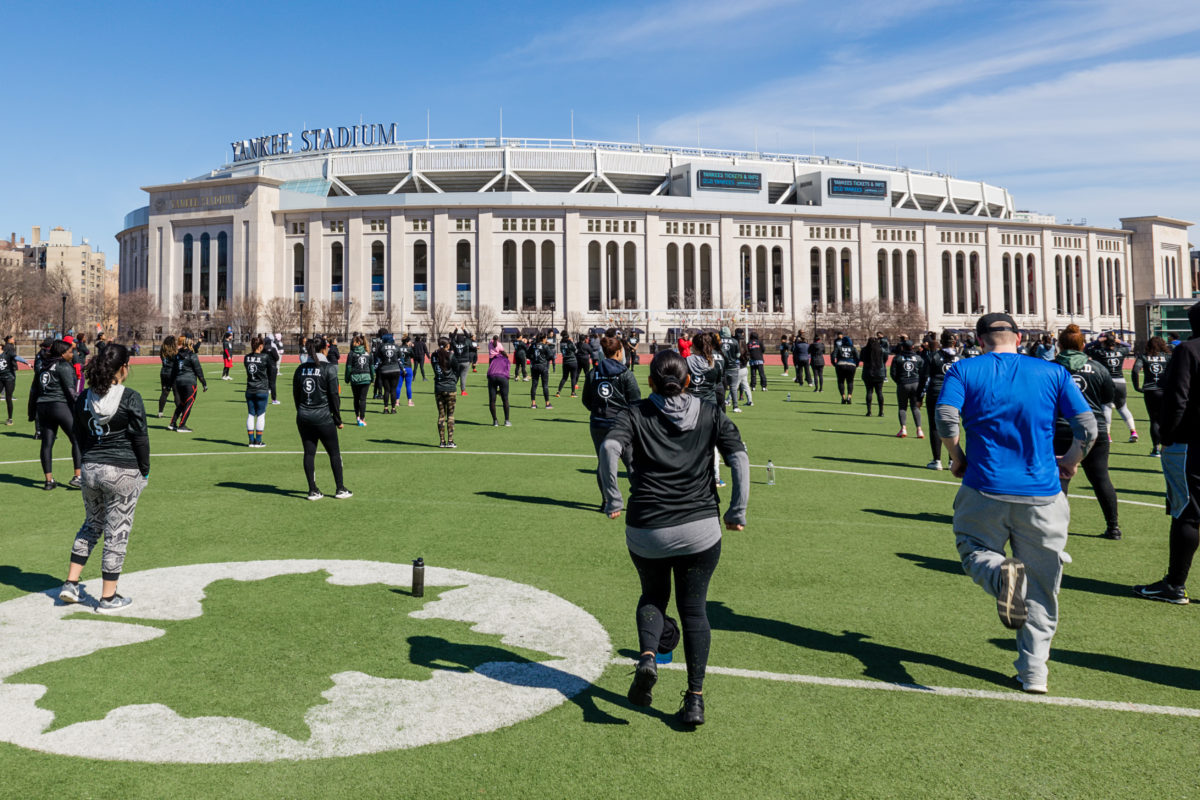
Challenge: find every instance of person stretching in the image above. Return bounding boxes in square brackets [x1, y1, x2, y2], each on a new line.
[168, 335, 207, 433]
[431, 337, 460, 447]
[294, 336, 351, 500]
[528, 333, 553, 409]
[557, 332, 580, 398]
[487, 337, 512, 426]
[583, 330, 641, 503]
[243, 336, 272, 446]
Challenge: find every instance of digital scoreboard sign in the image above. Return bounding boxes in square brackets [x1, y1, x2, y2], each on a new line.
[697, 170, 762, 191]
[828, 178, 887, 198]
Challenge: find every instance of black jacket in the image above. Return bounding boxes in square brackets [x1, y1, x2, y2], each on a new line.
[345, 348, 374, 385]
[74, 387, 151, 476]
[809, 341, 825, 367]
[529, 342, 552, 368]
[791, 340, 810, 363]
[1159, 337, 1200, 446]
[719, 338, 741, 375]
[833, 343, 858, 366]
[431, 352, 460, 393]
[159, 352, 175, 378]
[858, 343, 888, 381]
[174, 349, 207, 387]
[582, 358, 641, 429]
[685, 354, 725, 406]
[397, 343, 415, 369]
[293, 358, 342, 426]
[1088, 344, 1127, 380]
[890, 351, 927, 386]
[37, 359, 77, 405]
[1055, 351, 1114, 435]
[559, 339, 578, 366]
[244, 353, 271, 394]
[1132, 353, 1170, 393]
[923, 348, 959, 396]
[375, 341, 402, 374]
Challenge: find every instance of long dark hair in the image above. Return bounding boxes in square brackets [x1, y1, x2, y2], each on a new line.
[1146, 336, 1169, 356]
[248, 335, 264, 353]
[860, 336, 884, 369]
[161, 335, 177, 359]
[651, 350, 689, 397]
[306, 335, 328, 361]
[85, 343, 129, 396]
[690, 331, 713, 364]
[434, 336, 453, 370]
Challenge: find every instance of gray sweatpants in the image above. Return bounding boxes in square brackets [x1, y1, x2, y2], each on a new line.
[70, 463, 147, 580]
[952, 485, 1070, 687]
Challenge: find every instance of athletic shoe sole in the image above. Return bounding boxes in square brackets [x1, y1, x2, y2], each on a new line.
[627, 661, 657, 706]
[1132, 585, 1189, 604]
[997, 558, 1028, 629]
[59, 585, 82, 604]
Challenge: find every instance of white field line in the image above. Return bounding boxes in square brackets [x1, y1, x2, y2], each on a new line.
[0, 449, 1163, 508]
[609, 658, 1200, 719]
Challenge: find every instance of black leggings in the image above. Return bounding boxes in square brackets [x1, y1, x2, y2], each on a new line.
[37, 402, 80, 475]
[863, 378, 884, 412]
[926, 391, 943, 460]
[379, 372, 400, 407]
[750, 364, 767, 389]
[530, 367, 549, 403]
[794, 361, 812, 385]
[1167, 443, 1200, 586]
[557, 363, 580, 394]
[1144, 390, 1163, 447]
[513, 359, 528, 379]
[896, 382, 922, 428]
[268, 368, 278, 401]
[629, 539, 722, 693]
[298, 420, 344, 493]
[488, 376, 510, 422]
[835, 364, 856, 397]
[1, 377, 13, 420]
[811, 365, 824, 391]
[171, 383, 198, 427]
[1056, 433, 1118, 527]
[352, 383, 369, 420]
[158, 374, 172, 415]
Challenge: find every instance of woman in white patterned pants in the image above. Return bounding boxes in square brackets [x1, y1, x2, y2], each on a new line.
[58, 344, 150, 612]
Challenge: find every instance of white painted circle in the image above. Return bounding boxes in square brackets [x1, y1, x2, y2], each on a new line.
[0, 560, 611, 763]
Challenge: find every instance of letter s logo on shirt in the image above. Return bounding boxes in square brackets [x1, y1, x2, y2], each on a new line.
[597, 381, 614, 399]
[1070, 374, 1087, 394]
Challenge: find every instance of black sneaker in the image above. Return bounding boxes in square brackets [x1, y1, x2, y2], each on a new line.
[627, 654, 657, 706]
[68, 476, 81, 489]
[996, 558, 1028, 629]
[43, 479, 56, 491]
[1133, 579, 1189, 605]
[1102, 526, 1122, 541]
[678, 691, 705, 725]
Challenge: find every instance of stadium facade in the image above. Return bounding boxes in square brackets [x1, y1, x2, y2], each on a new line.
[116, 129, 1192, 339]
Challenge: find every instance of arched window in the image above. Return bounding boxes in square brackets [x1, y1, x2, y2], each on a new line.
[623, 242, 637, 309]
[522, 241, 537, 309]
[941, 252, 952, 313]
[810, 247, 821, 308]
[1014, 253, 1024, 314]
[891, 249, 902, 309]
[877, 250, 888, 307]
[667, 243, 680, 310]
[755, 246, 768, 311]
[840, 247, 852, 305]
[1002, 253, 1012, 313]
[1097, 257, 1107, 316]
[293, 243, 305, 307]
[200, 232, 211, 311]
[1114, 258, 1122, 315]
[371, 241, 385, 312]
[969, 252, 981, 313]
[741, 245, 753, 309]
[955, 251, 966, 314]
[588, 241, 601, 311]
[330, 241, 344, 303]
[825, 248, 837, 309]
[906, 250, 918, 306]
[606, 242, 620, 309]
[457, 240, 474, 312]
[1106, 257, 1116, 315]
[542, 241, 557, 310]
[183, 233, 194, 302]
[684, 243, 697, 309]
[1074, 256, 1084, 315]
[502, 241, 517, 311]
[1054, 255, 1064, 314]
[413, 240, 428, 312]
[217, 232, 228, 310]
[772, 246, 784, 314]
[1027, 254, 1037, 315]
[699, 244, 713, 309]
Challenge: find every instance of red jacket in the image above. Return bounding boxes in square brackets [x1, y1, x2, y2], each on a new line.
[677, 338, 692, 358]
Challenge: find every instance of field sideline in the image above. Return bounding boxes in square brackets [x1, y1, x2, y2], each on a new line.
[0, 360, 1196, 799]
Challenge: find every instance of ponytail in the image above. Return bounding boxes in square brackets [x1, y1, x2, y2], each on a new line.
[650, 350, 688, 397]
[433, 337, 453, 370]
[85, 343, 129, 396]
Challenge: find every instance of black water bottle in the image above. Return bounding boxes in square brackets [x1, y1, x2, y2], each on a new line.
[412, 558, 425, 598]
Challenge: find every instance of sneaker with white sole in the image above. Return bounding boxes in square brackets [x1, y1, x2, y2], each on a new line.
[996, 558, 1028, 629]
[1133, 578, 1189, 604]
[97, 594, 132, 612]
[1014, 675, 1048, 695]
[307, 490, 324, 501]
[926, 460, 943, 470]
[59, 582, 82, 604]
[335, 488, 353, 499]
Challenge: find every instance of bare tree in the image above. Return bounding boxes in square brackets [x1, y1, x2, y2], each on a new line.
[262, 297, 298, 336]
[428, 302, 453, 339]
[472, 304, 498, 340]
[812, 300, 928, 343]
[117, 289, 160, 342]
[516, 306, 553, 333]
[228, 293, 262, 341]
[566, 311, 583, 338]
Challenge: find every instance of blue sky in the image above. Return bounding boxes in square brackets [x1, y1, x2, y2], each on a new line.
[2, 0, 1197, 257]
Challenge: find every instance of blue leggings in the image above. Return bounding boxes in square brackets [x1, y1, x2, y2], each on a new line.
[394, 367, 414, 401]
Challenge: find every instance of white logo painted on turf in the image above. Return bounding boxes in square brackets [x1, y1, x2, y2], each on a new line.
[0, 560, 610, 763]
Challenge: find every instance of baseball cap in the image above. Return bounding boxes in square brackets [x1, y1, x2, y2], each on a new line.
[975, 312, 1017, 336]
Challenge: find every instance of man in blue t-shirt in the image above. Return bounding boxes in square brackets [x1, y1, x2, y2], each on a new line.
[936, 312, 1096, 695]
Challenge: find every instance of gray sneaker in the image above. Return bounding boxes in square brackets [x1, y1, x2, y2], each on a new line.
[59, 582, 82, 604]
[97, 594, 132, 612]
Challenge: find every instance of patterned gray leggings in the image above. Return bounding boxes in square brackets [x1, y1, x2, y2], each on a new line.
[70, 463, 146, 581]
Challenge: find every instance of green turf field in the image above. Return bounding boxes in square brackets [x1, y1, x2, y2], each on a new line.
[0, 361, 1197, 799]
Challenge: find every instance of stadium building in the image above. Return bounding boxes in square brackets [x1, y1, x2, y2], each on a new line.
[116, 128, 1192, 340]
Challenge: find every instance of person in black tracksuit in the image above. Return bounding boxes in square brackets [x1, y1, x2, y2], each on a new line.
[718, 329, 741, 412]
[431, 337, 460, 447]
[575, 334, 591, 376]
[529, 334, 553, 408]
[857, 337, 887, 416]
[264, 335, 281, 403]
[1132, 336, 1172, 456]
[808, 336, 825, 392]
[1054, 325, 1120, 539]
[374, 334, 402, 413]
[747, 335, 768, 390]
[413, 335, 429, 381]
[29, 338, 52, 438]
[890, 341, 927, 437]
[583, 332, 641, 502]
[156, 336, 177, 417]
[344, 334, 375, 426]
[169, 337, 207, 432]
[36, 340, 81, 490]
[243, 336, 272, 446]
[833, 337, 858, 404]
[0, 337, 29, 425]
[792, 334, 811, 386]
[557, 334, 580, 397]
[294, 336, 350, 500]
[921, 331, 959, 469]
[512, 336, 529, 381]
[778, 335, 790, 378]
[370, 332, 384, 398]
[452, 332, 470, 394]
[960, 337, 983, 358]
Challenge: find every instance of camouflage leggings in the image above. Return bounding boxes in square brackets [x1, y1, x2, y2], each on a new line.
[436, 392, 456, 444]
[70, 463, 147, 580]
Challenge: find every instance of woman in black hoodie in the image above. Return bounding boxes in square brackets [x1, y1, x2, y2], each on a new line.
[168, 335, 207, 433]
[36, 339, 82, 490]
[57, 344, 150, 611]
[857, 336, 887, 417]
[808, 335, 825, 392]
[156, 335, 177, 417]
[431, 337, 460, 447]
[582, 330, 640, 504]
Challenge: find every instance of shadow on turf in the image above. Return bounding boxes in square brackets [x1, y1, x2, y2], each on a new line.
[368, 439, 443, 449]
[475, 490, 597, 512]
[193, 437, 252, 448]
[895, 552, 1134, 599]
[0, 473, 43, 489]
[409, 636, 691, 729]
[864, 508, 953, 525]
[988, 638, 1200, 691]
[812, 429, 897, 438]
[214, 481, 309, 498]
[817, 456, 936, 472]
[706, 601, 1012, 688]
[0, 565, 61, 594]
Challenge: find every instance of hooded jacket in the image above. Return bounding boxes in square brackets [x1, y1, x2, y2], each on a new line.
[581, 357, 641, 428]
[344, 345, 374, 385]
[36, 358, 77, 405]
[244, 352, 271, 394]
[685, 352, 724, 405]
[73, 385, 151, 476]
[1158, 301, 1200, 446]
[1054, 350, 1114, 434]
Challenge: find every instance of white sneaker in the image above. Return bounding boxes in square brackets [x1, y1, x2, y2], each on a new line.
[926, 460, 943, 470]
[732, 407, 743, 413]
[335, 488, 353, 499]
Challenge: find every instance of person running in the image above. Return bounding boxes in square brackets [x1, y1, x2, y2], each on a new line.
[452, 332, 470, 396]
[602, 349, 748, 726]
[36, 339, 82, 490]
[487, 336, 512, 426]
[168, 335, 206, 433]
[264, 333, 281, 405]
[858, 335, 887, 417]
[1135, 300, 1200, 604]
[809, 335, 826, 392]
[583, 330, 641, 503]
[413, 334, 429, 382]
[922, 330, 959, 470]
[1089, 332, 1137, 442]
[374, 333, 402, 414]
[528, 333, 553, 409]
[575, 334, 591, 377]
[512, 336, 529, 381]
[1053, 325, 1120, 539]
[833, 335, 859, 404]
[718, 327, 741, 412]
[747, 333, 768, 391]
[292, 336, 350, 500]
[0, 335, 29, 425]
[891, 339, 927, 438]
[243, 336, 272, 446]
[792, 332, 812, 386]
[557, 332, 580, 398]
[431, 337, 460, 447]
[221, 333, 234, 380]
[57, 343, 150, 611]
[344, 334, 374, 426]
[778, 334, 790, 378]
[397, 334, 416, 407]
[735, 330, 753, 407]
[1132, 336, 1171, 456]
